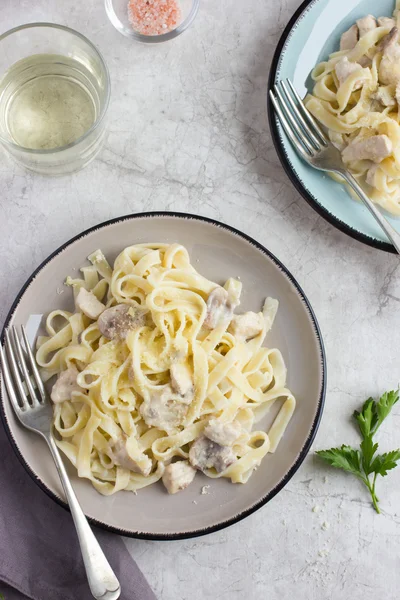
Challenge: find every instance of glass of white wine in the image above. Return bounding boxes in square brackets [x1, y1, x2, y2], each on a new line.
[0, 23, 110, 175]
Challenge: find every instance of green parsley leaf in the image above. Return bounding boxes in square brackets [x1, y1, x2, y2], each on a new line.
[374, 390, 399, 434]
[360, 435, 378, 475]
[354, 398, 375, 438]
[370, 450, 400, 477]
[317, 390, 399, 513]
[316, 445, 362, 477]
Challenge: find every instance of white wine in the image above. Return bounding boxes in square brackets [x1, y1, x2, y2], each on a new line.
[0, 54, 100, 150]
[0, 24, 109, 174]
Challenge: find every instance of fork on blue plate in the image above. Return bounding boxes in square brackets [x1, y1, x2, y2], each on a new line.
[270, 79, 400, 254]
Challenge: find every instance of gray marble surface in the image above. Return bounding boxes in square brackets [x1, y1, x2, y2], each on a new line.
[1, 1, 399, 599]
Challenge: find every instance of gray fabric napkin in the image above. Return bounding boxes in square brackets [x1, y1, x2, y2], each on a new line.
[0, 421, 157, 600]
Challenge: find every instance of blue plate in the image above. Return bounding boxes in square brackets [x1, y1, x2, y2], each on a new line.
[268, 0, 399, 253]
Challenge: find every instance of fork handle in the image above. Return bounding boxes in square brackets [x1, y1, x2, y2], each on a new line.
[342, 173, 400, 254]
[46, 434, 121, 600]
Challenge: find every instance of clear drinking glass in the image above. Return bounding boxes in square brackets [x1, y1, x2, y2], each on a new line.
[0, 23, 110, 175]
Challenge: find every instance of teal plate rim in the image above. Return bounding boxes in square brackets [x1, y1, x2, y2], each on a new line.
[267, 0, 395, 255]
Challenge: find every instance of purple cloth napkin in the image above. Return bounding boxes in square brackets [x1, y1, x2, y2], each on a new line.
[0, 421, 157, 600]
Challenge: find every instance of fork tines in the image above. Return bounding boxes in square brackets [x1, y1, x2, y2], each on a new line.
[269, 79, 328, 159]
[0, 326, 46, 412]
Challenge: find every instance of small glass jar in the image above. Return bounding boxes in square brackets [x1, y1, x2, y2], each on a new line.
[105, 0, 199, 43]
[0, 23, 110, 175]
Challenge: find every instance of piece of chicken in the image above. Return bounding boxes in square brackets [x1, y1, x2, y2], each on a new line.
[97, 304, 146, 340]
[378, 17, 396, 29]
[162, 461, 196, 494]
[379, 28, 400, 85]
[204, 419, 242, 447]
[340, 24, 359, 51]
[372, 85, 396, 107]
[140, 385, 188, 433]
[189, 436, 236, 473]
[356, 15, 377, 37]
[51, 365, 81, 403]
[342, 135, 393, 163]
[112, 436, 152, 476]
[366, 164, 379, 187]
[228, 311, 264, 342]
[170, 363, 193, 400]
[335, 57, 365, 89]
[75, 287, 106, 320]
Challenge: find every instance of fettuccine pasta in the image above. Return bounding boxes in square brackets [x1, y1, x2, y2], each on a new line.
[305, 2, 400, 215]
[37, 243, 295, 496]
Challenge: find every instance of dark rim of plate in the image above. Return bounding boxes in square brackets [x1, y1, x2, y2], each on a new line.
[0, 211, 327, 540]
[267, 0, 396, 254]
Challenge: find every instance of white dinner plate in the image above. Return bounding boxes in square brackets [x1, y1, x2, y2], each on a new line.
[0, 212, 326, 539]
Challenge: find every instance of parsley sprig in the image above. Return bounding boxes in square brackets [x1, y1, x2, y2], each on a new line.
[316, 390, 400, 513]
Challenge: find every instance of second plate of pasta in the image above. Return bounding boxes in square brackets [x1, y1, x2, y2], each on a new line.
[0, 213, 325, 539]
[268, 0, 400, 253]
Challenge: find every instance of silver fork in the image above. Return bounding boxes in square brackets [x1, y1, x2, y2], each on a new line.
[270, 79, 400, 254]
[0, 325, 121, 600]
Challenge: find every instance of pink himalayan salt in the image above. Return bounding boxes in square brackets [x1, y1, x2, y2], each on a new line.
[128, 0, 182, 36]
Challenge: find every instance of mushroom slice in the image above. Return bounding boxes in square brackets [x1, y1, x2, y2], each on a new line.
[204, 287, 234, 329]
[98, 304, 146, 340]
[189, 436, 236, 473]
